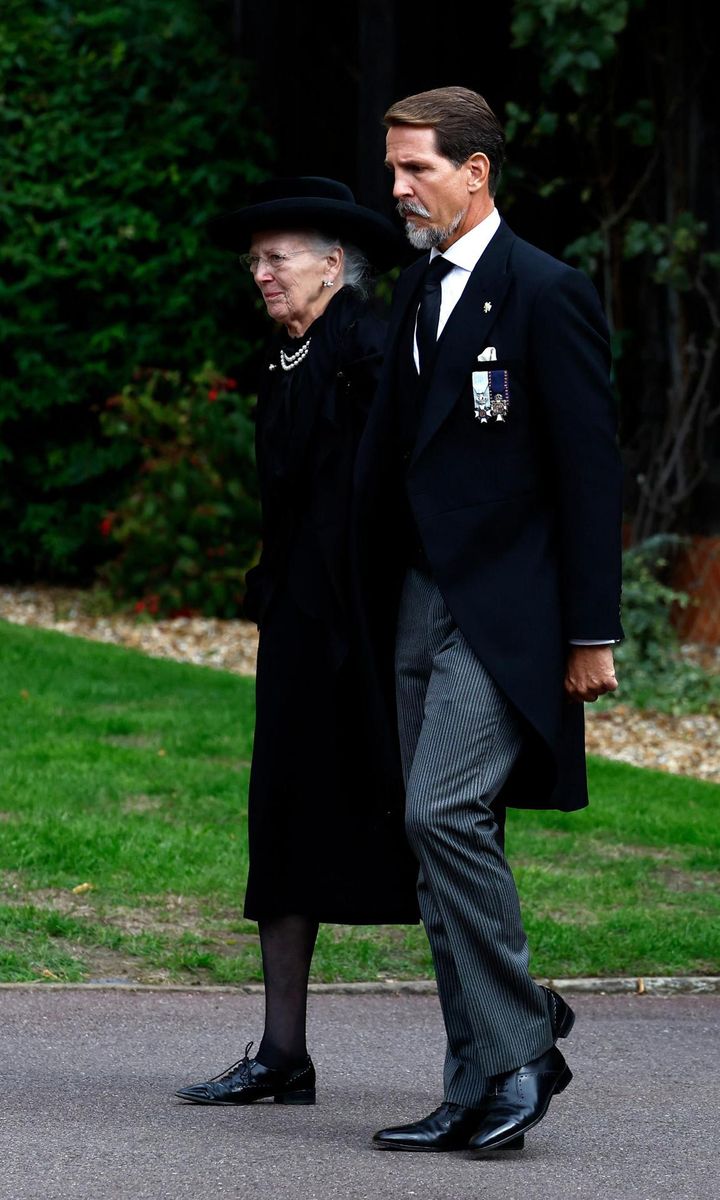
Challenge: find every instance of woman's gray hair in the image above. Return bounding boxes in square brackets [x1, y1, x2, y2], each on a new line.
[306, 231, 372, 299]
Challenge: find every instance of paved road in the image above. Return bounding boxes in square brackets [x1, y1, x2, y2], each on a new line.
[1, 988, 717, 1200]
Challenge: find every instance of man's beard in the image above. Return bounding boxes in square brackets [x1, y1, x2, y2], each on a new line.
[397, 201, 466, 249]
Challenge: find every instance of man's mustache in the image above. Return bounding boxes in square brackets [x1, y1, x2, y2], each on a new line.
[397, 200, 432, 219]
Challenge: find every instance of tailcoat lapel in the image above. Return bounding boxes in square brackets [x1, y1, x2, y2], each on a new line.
[412, 221, 515, 466]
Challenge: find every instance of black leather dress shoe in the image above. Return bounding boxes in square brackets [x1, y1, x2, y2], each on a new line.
[543, 986, 575, 1039]
[175, 1042, 316, 1106]
[373, 1103, 524, 1153]
[468, 1045, 572, 1152]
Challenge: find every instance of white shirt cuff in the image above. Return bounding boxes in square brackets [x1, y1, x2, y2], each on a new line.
[569, 640, 619, 645]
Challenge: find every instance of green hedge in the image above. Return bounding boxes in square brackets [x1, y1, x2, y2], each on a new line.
[98, 364, 260, 617]
[0, 0, 272, 581]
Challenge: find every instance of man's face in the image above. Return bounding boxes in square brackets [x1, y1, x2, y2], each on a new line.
[385, 125, 468, 250]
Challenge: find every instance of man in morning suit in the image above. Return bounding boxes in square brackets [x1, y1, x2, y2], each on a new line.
[353, 87, 624, 1154]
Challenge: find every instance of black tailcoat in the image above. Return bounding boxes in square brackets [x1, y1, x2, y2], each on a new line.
[243, 288, 419, 924]
[353, 220, 624, 812]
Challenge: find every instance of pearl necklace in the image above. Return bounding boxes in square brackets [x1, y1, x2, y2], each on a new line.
[279, 338, 311, 371]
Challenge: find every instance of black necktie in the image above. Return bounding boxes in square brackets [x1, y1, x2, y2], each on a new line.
[415, 255, 454, 375]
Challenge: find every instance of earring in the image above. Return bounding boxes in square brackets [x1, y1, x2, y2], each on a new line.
[322, 279, 334, 288]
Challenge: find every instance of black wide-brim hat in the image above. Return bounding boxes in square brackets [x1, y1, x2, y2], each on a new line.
[208, 176, 404, 272]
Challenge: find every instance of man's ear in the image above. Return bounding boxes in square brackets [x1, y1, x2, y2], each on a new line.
[466, 152, 490, 194]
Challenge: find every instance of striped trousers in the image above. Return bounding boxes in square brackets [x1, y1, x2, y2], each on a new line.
[395, 569, 553, 1106]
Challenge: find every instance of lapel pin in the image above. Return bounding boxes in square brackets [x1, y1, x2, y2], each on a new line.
[483, 301, 492, 313]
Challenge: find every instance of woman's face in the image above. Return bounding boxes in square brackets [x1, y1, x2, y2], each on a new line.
[247, 230, 341, 332]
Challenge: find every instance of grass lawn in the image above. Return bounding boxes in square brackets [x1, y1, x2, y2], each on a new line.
[1, 619, 718, 985]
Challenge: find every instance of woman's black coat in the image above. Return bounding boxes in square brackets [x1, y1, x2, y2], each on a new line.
[242, 288, 419, 924]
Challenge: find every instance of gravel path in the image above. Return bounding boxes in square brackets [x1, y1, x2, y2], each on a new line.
[0, 585, 259, 675]
[3, 584, 720, 784]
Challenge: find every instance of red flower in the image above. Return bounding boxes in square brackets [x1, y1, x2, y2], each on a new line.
[207, 388, 219, 403]
[222, 377, 238, 390]
[99, 514, 114, 537]
[134, 599, 146, 613]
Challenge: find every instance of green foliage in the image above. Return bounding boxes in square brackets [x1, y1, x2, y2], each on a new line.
[623, 214, 718, 291]
[374, 266, 402, 309]
[615, 98, 656, 147]
[612, 536, 720, 713]
[506, 0, 645, 194]
[97, 365, 260, 617]
[502, 0, 648, 252]
[510, 0, 634, 95]
[505, 0, 719, 539]
[562, 230, 605, 275]
[0, 0, 272, 580]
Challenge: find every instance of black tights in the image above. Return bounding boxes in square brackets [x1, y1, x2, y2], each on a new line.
[256, 914, 319, 1069]
[252, 808, 505, 1069]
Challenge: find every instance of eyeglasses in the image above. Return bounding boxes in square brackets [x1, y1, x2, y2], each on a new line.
[238, 250, 312, 274]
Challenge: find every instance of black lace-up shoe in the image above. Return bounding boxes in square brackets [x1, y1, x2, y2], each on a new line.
[468, 1045, 572, 1153]
[175, 1042, 316, 1105]
[543, 986, 576, 1039]
[372, 1102, 524, 1153]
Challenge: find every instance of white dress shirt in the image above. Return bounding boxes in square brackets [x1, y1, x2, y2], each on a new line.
[412, 208, 501, 369]
[412, 208, 615, 648]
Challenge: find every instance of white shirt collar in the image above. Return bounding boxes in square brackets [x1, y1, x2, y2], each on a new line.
[429, 208, 501, 272]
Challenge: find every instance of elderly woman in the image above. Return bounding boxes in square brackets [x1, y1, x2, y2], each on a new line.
[176, 178, 419, 1107]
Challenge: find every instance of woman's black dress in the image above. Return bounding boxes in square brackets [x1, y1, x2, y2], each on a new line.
[242, 287, 419, 924]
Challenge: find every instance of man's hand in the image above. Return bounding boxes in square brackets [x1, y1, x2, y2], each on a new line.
[564, 645, 618, 703]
